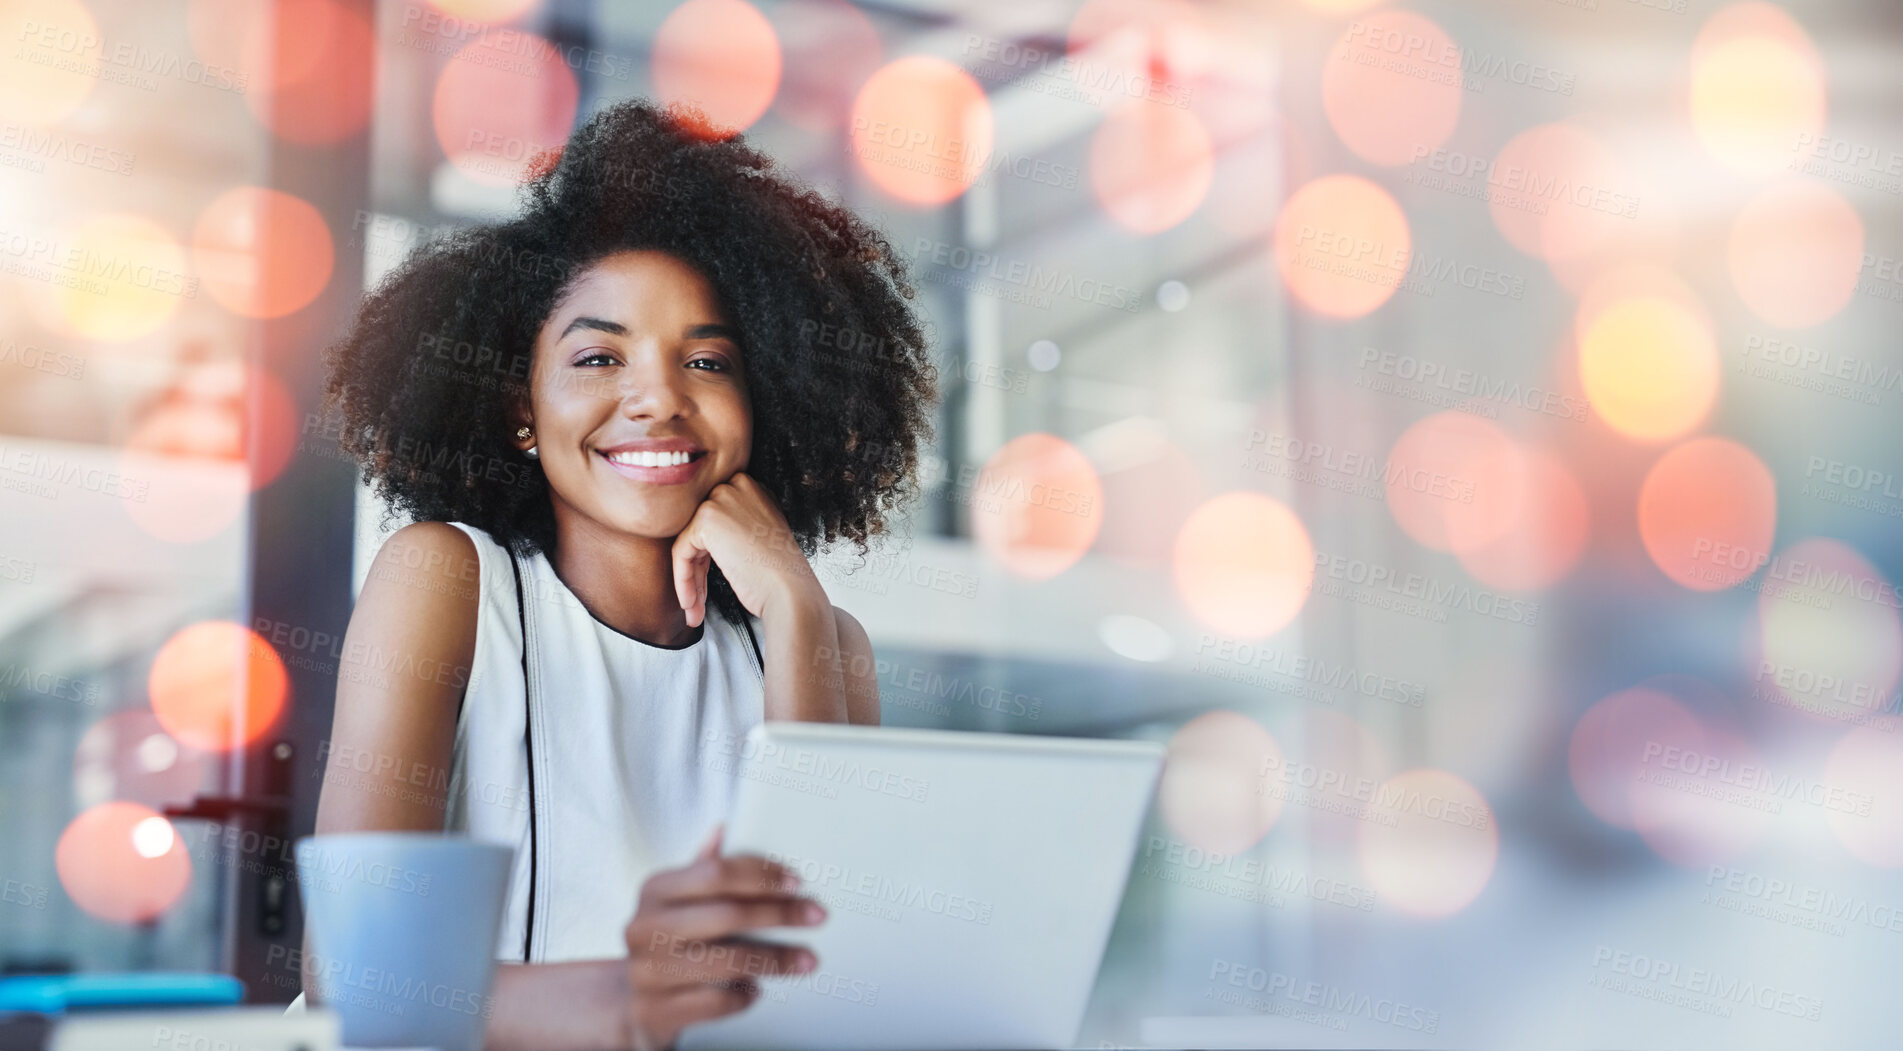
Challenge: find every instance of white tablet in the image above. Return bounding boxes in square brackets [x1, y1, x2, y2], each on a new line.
[679, 722, 1165, 1051]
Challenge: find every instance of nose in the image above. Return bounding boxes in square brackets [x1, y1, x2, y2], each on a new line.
[618, 345, 692, 421]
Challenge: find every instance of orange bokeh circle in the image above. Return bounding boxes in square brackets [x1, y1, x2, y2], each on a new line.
[1172, 492, 1314, 637]
[148, 621, 289, 752]
[1728, 180, 1863, 329]
[1322, 10, 1463, 166]
[1637, 437, 1777, 592]
[56, 802, 193, 924]
[968, 433, 1103, 580]
[193, 187, 335, 320]
[849, 56, 994, 206]
[433, 32, 580, 186]
[1273, 174, 1411, 319]
[652, 0, 782, 140]
[1090, 100, 1214, 234]
[1158, 711, 1284, 855]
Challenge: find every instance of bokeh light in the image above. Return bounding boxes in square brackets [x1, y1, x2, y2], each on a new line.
[0, 0, 99, 125]
[1689, 3, 1826, 175]
[1569, 687, 1701, 829]
[1357, 769, 1497, 917]
[1172, 492, 1314, 637]
[652, 0, 782, 140]
[124, 363, 299, 491]
[433, 32, 580, 186]
[1577, 296, 1718, 443]
[73, 709, 209, 812]
[1489, 123, 1633, 265]
[1322, 10, 1463, 166]
[770, 0, 883, 132]
[1728, 180, 1864, 329]
[1158, 711, 1284, 855]
[1066, 0, 1216, 95]
[1383, 412, 1524, 555]
[1822, 719, 1903, 867]
[1636, 437, 1777, 592]
[1273, 174, 1411, 319]
[192, 187, 335, 320]
[147, 621, 289, 752]
[849, 56, 993, 206]
[427, 0, 539, 21]
[968, 433, 1104, 580]
[1629, 715, 1772, 867]
[1090, 100, 1214, 234]
[241, 0, 375, 145]
[1456, 446, 1590, 592]
[53, 214, 190, 342]
[55, 801, 192, 924]
[1757, 538, 1903, 724]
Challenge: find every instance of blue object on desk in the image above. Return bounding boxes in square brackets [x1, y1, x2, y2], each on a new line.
[0, 973, 244, 1014]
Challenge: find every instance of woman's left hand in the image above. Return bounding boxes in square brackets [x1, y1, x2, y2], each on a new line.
[671, 472, 825, 628]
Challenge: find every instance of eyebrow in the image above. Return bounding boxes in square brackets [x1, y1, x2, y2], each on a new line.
[557, 317, 741, 344]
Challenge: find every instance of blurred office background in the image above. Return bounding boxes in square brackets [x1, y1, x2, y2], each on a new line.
[2, 0, 1900, 1046]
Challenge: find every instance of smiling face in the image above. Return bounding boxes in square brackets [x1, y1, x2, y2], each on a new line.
[514, 250, 751, 540]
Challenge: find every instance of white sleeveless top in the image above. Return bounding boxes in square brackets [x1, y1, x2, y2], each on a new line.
[442, 522, 766, 963]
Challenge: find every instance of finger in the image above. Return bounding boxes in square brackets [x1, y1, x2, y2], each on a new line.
[639, 854, 801, 910]
[696, 824, 724, 862]
[633, 938, 815, 993]
[670, 528, 710, 629]
[637, 977, 760, 1039]
[647, 897, 827, 945]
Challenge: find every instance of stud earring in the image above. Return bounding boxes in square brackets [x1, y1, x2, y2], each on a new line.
[516, 425, 538, 459]
[515, 426, 532, 441]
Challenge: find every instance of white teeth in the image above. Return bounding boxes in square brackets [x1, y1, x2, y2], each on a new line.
[608, 450, 692, 468]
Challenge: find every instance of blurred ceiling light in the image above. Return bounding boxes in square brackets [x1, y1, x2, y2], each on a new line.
[1577, 296, 1718, 443]
[242, 0, 374, 145]
[1098, 613, 1173, 662]
[1322, 9, 1462, 166]
[433, 31, 579, 186]
[849, 56, 993, 206]
[1158, 711, 1284, 855]
[1272, 173, 1411, 319]
[653, 0, 782, 140]
[1728, 180, 1864, 329]
[1455, 445, 1590, 592]
[770, 0, 882, 133]
[1823, 720, 1903, 867]
[192, 187, 335, 320]
[1688, 3, 1825, 175]
[968, 433, 1103, 580]
[56, 802, 192, 924]
[52, 214, 189, 342]
[1172, 491, 1313, 637]
[1356, 769, 1497, 917]
[1026, 339, 1061, 371]
[148, 621, 289, 752]
[1384, 412, 1527, 556]
[1155, 280, 1190, 312]
[0, 0, 98, 125]
[1090, 99, 1213, 234]
[1636, 436, 1776, 591]
[1758, 538, 1902, 724]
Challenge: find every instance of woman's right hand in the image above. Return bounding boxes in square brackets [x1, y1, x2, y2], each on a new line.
[617, 827, 827, 1051]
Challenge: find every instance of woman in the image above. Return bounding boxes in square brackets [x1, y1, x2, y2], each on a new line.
[311, 100, 936, 1049]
